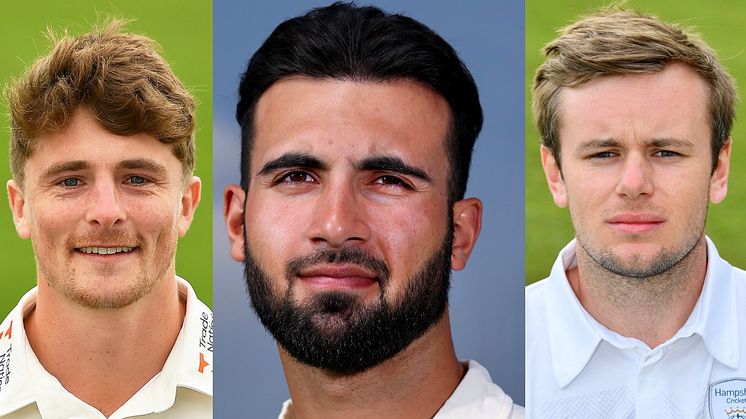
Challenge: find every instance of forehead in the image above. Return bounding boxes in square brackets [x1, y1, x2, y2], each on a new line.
[558, 63, 710, 146]
[251, 78, 451, 170]
[25, 109, 181, 177]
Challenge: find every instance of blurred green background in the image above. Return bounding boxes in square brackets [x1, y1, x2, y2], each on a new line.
[0, 0, 212, 313]
[526, 0, 746, 284]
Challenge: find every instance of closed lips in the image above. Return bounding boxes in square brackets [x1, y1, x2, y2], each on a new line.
[607, 214, 664, 224]
[298, 264, 378, 280]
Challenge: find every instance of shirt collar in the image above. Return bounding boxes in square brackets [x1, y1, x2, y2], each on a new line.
[435, 360, 515, 418]
[544, 239, 603, 389]
[115, 276, 213, 416]
[278, 360, 515, 419]
[545, 237, 740, 389]
[0, 287, 38, 416]
[0, 276, 212, 417]
[682, 237, 739, 369]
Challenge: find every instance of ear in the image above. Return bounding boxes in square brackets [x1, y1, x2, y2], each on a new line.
[540, 145, 568, 208]
[450, 197, 482, 271]
[178, 176, 202, 236]
[7, 180, 30, 239]
[709, 139, 731, 204]
[224, 184, 247, 262]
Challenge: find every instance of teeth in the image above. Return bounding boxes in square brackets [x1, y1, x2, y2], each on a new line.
[79, 247, 134, 255]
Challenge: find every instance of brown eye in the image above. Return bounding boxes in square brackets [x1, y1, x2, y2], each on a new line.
[376, 175, 404, 185]
[374, 175, 412, 190]
[288, 172, 311, 182]
[278, 171, 315, 184]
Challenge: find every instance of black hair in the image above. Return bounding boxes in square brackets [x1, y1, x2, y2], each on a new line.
[236, 2, 482, 203]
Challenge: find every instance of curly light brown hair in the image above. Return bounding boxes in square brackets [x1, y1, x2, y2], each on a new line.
[6, 19, 196, 186]
[532, 9, 737, 171]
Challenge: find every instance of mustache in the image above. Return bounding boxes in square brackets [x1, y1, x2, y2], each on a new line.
[66, 230, 141, 248]
[285, 247, 390, 287]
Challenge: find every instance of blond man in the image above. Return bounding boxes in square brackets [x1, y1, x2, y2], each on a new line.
[0, 21, 212, 418]
[527, 10, 742, 418]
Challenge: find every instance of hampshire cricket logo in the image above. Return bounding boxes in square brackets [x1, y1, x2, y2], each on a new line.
[711, 379, 746, 418]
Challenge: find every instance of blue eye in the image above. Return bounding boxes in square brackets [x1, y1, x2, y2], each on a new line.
[61, 178, 80, 188]
[128, 176, 147, 185]
[654, 150, 679, 157]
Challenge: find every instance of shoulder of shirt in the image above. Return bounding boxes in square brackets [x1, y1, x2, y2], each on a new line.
[175, 276, 213, 397]
[0, 288, 38, 416]
[525, 240, 579, 324]
[526, 241, 571, 299]
[525, 276, 550, 296]
[436, 360, 523, 419]
[728, 262, 746, 278]
[525, 275, 551, 327]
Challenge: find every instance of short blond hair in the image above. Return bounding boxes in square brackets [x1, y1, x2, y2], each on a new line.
[532, 9, 737, 170]
[6, 19, 196, 185]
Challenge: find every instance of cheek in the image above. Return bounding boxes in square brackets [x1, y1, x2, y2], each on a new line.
[244, 196, 301, 269]
[129, 198, 182, 240]
[371, 199, 448, 275]
[672, 178, 711, 218]
[564, 176, 608, 214]
[27, 199, 76, 246]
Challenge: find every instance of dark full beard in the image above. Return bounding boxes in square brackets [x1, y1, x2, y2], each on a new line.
[243, 227, 453, 375]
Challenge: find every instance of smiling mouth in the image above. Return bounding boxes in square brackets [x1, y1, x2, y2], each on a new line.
[77, 246, 136, 255]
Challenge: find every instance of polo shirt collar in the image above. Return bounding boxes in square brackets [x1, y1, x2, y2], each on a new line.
[544, 237, 740, 389]
[544, 239, 602, 389]
[0, 288, 37, 416]
[683, 237, 739, 369]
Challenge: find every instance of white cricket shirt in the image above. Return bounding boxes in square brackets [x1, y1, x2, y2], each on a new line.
[278, 360, 524, 418]
[526, 238, 746, 419]
[0, 277, 213, 418]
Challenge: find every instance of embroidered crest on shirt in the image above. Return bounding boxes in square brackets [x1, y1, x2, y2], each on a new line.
[709, 378, 746, 418]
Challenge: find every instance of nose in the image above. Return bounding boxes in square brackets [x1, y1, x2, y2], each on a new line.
[615, 152, 654, 199]
[85, 180, 126, 228]
[308, 181, 370, 247]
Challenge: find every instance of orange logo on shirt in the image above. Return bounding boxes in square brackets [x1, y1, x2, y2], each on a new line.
[198, 352, 209, 373]
[2, 322, 11, 340]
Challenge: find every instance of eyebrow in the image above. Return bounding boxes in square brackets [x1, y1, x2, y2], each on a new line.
[256, 152, 432, 182]
[575, 138, 620, 154]
[41, 159, 169, 180]
[575, 137, 695, 154]
[41, 160, 89, 179]
[648, 138, 695, 149]
[257, 152, 326, 176]
[357, 155, 432, 182]
[118, 159, 169, 177]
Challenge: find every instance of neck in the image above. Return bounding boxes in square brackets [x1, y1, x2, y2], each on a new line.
[569, 236, 707, 348]
[281, 313, 464, 419]
[25, 271, 185, 417]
